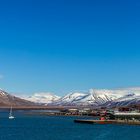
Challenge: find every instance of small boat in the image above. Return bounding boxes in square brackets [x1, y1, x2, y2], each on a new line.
[9, 106, 15, 119]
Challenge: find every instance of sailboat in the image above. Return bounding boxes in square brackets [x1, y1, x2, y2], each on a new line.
[9, 106, 15, 119]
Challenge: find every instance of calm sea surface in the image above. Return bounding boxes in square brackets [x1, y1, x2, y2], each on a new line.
[0, 110, 140, 140]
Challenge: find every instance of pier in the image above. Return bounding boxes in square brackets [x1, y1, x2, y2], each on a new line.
[74, 119, 140, 125]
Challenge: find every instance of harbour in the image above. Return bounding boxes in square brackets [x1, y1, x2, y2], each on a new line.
[0, 111, 140, 140]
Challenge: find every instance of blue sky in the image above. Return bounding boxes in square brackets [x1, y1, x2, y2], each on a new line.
[0, 0, 140, 96]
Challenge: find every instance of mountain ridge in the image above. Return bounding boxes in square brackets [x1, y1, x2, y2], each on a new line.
[24, 87, 140, 107]
[1, 87, 140, 108]
[0, 89, 36, 107]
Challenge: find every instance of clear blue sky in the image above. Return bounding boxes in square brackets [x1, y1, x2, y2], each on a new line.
[0, 0, 140, 96]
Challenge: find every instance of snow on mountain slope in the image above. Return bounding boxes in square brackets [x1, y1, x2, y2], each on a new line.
[107, 93, 140, 107]
[0, 89, 7, 96]
[51, 89, 125, 106]
[51, 92, 89, 106]
[50, 88, 140, 106]
[27, 93, 60, 104]
[102, 87, 140, 107]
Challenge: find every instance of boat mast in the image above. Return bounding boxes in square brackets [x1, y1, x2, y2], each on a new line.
[9, 106, 12, 116]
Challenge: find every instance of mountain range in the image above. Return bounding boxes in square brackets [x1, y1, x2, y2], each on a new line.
[0, 87, 140, 108]
[26, 87, 140, 107]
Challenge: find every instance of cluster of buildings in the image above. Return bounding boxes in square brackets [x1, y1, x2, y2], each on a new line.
[59, 105, 140, 121]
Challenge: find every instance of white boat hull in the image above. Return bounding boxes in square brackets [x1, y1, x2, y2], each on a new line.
[9, 116, 15, 119]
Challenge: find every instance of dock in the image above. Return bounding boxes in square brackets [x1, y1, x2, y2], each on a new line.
[74, 119, 140, 125]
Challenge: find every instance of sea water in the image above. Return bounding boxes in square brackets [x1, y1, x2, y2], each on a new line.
[0, 111, 140, 140]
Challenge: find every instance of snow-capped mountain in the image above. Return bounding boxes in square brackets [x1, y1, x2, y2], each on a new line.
[50, 92, 89, 106]
[107, 93, 140, 107]
[0, 89, 36, 106]
[50, 89, 123, 106]
[50, 88, 140, 107]
[27, 93, 60, 104]
[51, 90, 120, 106]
